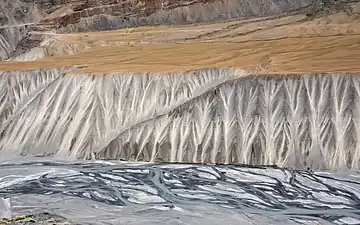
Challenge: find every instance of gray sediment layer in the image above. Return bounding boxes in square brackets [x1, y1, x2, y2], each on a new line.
[0, 68, 359, 170]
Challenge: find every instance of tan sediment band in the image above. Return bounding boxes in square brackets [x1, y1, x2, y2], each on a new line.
[0, 35, 360, 75]
[2, 7, 360, 75]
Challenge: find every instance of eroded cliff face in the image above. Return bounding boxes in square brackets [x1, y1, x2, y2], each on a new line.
[0, 0, 42, 61]
[37, 0, 313, 32]
[1, 67, 360, 170]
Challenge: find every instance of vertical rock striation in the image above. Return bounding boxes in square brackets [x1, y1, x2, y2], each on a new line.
[0, 69, 360, 170]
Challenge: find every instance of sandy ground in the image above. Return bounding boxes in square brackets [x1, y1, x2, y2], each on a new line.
[0, 10, 360, 74]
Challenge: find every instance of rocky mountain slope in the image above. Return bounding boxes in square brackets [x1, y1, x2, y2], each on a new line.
[1, 0, 316, 61]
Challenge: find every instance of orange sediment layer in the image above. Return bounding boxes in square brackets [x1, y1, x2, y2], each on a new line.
[1, 10, 360, 75]
[0, 35, 360, 74]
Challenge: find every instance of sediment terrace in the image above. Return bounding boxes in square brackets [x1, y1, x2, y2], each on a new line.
[1, 7, 360, 74]
[0, 0, 313, 61]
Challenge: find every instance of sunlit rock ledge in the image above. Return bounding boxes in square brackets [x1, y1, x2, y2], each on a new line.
[0, 67, 359, 170]
[0, 213, 75, 224]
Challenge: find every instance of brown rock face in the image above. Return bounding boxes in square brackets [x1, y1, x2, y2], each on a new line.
[31, 0, 312, 32]
[36, 0, 214, 30]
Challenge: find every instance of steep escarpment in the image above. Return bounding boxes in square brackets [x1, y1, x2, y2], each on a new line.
[1, 68, 360, 170]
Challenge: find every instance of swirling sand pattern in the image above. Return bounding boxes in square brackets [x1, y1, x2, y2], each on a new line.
[0, 161, 359, 225]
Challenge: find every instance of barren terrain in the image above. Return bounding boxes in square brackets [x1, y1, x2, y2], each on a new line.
[2, 2, 360, 224]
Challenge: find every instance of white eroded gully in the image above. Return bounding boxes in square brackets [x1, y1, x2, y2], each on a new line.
[0, 69, 360, 170]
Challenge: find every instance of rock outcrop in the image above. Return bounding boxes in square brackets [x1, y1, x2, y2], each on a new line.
[0, 213, 75, 224]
